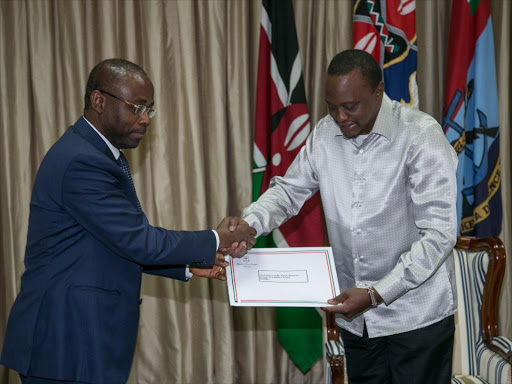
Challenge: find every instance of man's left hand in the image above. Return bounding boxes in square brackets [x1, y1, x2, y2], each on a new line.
[190, 252, 230, 281]
[321, 288, 373, 319]
[213, 252, 229, 268]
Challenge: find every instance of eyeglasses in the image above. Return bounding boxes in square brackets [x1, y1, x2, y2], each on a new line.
[98, 90, 156, 119]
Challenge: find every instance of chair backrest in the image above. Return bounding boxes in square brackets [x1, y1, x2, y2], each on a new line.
[452, 236, 506, 376]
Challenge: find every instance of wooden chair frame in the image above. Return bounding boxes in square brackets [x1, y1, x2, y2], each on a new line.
[455, 236, 511, 363]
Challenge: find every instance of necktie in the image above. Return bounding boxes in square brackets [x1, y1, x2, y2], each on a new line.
[117, 152, 142, 211]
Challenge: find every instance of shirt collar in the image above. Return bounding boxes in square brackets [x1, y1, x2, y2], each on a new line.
[369, 93, 395, 141]
[83, 116, 120, 160]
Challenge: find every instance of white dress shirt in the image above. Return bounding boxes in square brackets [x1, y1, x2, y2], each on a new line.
[242, 94, 458, 337]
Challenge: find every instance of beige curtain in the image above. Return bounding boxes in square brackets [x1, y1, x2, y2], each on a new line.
[0, 1, 510, 383]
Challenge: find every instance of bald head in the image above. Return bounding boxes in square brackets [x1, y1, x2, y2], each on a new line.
[84, 58, 148, 113]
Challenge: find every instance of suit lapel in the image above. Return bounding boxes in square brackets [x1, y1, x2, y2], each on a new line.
[71, 116, 142, 211]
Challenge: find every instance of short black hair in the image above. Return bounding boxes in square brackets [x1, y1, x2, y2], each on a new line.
[84, 58, 147, 111]
[327, 49, 382, 91]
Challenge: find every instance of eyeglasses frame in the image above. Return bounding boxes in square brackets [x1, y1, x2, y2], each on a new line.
[98, 89, 156, 119]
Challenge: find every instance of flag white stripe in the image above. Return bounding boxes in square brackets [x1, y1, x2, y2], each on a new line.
[288, 53, 302, 105]
[271, 54, 289, 108]
[262, 4, 290, 109]
[284, 114, 308, 147]
[253, 142, 267, 168]
[261, 5, 271, 42]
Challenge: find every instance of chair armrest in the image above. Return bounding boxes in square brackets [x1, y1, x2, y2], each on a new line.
[476, 339, 512, 383]
[489, 336, 512, 364]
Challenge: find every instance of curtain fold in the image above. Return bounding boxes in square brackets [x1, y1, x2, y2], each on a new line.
[0, 1, 510, 383]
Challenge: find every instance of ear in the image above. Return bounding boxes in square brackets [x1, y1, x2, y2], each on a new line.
[90, 90, 106, 113]
[376, 81, 385, 99]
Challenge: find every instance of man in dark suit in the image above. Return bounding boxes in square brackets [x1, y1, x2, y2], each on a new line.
[0, 58, 255, 384]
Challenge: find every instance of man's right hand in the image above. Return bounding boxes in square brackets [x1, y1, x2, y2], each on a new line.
[216, 216, 256, 256]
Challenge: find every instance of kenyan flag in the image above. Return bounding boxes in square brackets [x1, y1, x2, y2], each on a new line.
[253, 0, 326, 373]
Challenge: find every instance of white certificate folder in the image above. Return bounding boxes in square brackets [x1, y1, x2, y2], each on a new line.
[226, 247, 340, 307]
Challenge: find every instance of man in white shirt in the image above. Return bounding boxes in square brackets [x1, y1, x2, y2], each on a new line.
[242, 49, 458, 383]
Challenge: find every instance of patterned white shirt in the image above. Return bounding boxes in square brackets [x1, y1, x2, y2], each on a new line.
[243, 94, 458, 337]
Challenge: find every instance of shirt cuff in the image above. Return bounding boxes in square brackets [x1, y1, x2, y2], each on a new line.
[373, 269, 407, 305]
[185, 266, 193, 280]
[212, 229, 220, 250]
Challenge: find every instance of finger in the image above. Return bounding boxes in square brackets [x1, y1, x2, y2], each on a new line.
[222, 242, 238, 255]
[228, 217, 239, 232]
[230, 243, 247, 258]
[216, 275, 226, 281]
[214, 266, 226, 281]
[217, 260, 229, 267]
[246, 236, 256, 249]
[322, 304, 344, 313]
[235, 242, 247, 257]
[329, 291, 347, 305]
[231, 249, 243, 258]
[214, 254, 229, 267]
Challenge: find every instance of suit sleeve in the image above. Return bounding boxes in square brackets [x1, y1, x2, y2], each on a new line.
[61, 153, 216, 268]
[142, 266, 187, 281]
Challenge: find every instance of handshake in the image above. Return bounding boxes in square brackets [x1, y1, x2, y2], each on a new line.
[190, 216, 257, 281]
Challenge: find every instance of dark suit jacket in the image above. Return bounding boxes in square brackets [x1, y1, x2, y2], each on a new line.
[0, 117, 216, 383]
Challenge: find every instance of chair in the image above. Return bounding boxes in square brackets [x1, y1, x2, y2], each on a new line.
[325, 236, 512, 384]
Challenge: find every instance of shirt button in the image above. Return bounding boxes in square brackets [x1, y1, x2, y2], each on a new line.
[359, 149, 364, 154]
[356, 229, 362, 234]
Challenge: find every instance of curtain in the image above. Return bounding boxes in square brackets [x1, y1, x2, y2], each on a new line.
[0, 1, 510, 383]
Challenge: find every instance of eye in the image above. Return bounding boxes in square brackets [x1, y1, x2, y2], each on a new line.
[344, 103, 358, 112]
[133, 105, 146, 115]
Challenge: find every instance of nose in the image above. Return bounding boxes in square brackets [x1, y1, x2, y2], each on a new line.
[138, 110, 151, 126]
[333, 107, 349, 123]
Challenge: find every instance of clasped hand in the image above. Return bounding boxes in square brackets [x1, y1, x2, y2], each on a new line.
[190, 216, 256, 281]
[216, 216, 257, 256]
